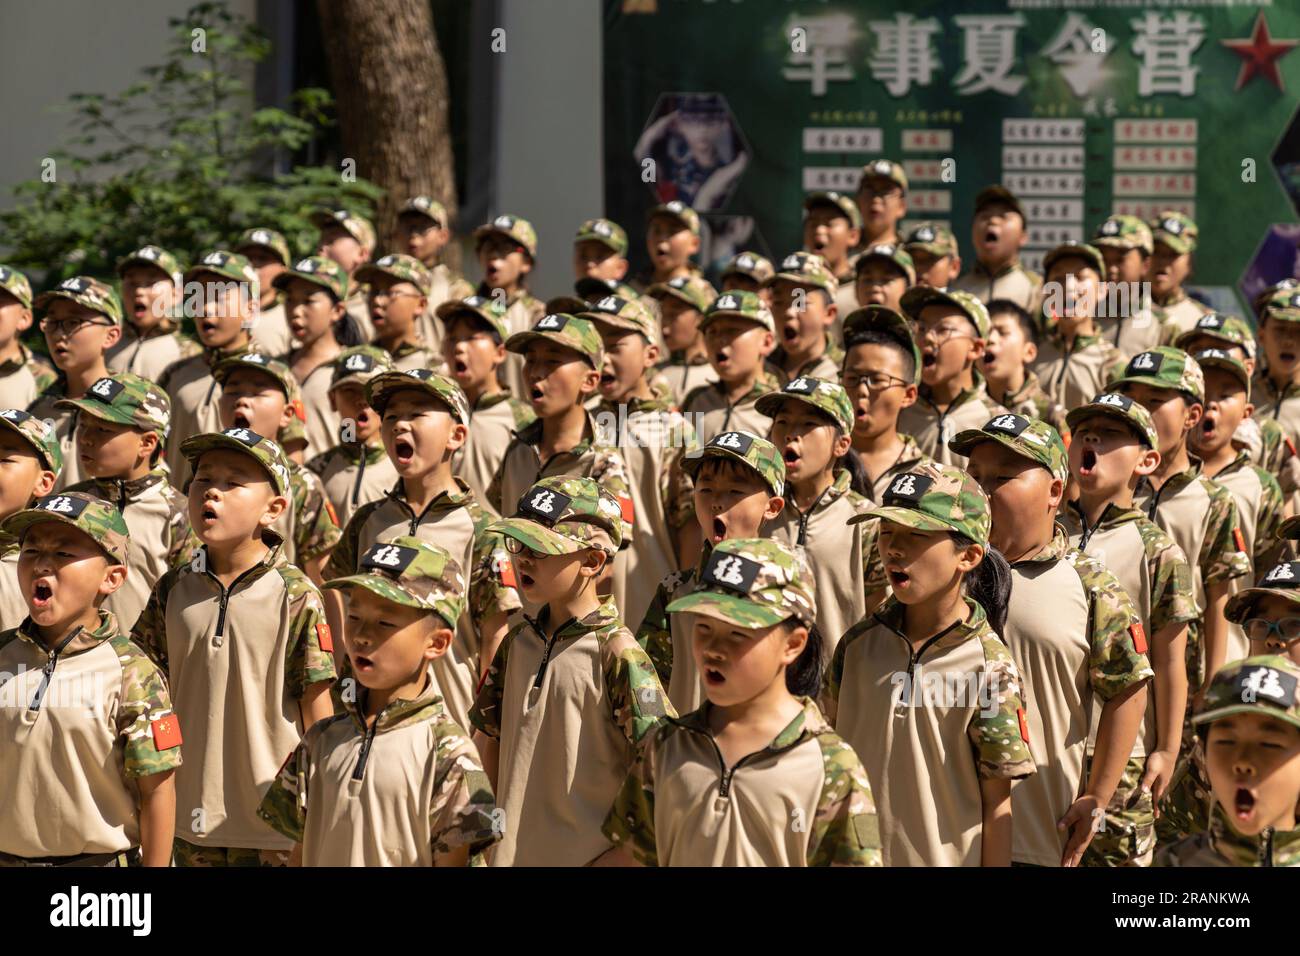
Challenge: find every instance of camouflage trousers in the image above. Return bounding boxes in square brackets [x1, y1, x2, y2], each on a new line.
[1080, 755, 1154, 867]
[1156, 736, 1213, 846]
[173, 839, 290, 867]
[0, 848, 138, 867]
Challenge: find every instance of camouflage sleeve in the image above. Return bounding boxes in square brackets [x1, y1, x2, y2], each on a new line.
[663, 414, 699, 533]
[590, 446, 634, 547]
[468, 625, 518, 738]
[806, 734, 882, 867]
[129, 565, 181, 670]
[485, 456, 506, 517]
[819, 619, 865, 728]
[858, 516, 887, 599]
[1201, 486, 1251, 585]
[164, 489, 200, 569]
[968, 635, 1036, 779]
[1253, 467, 1286, 571]
[111, 637, 184, 778]
[428, 716, 502, 859]
[291, 466, 342, 563]
[601, 628, 675, 747]
[600, 722, 663, 866]
[635, 574, 679, 687]
[323, 504, 370, 580]
[281, 569, 337, 697]
[256, 733, 316, 844]
[1067, 552, 1154, 700]
[468, 515, 522, 627]
[1143, 525, 1200, 632]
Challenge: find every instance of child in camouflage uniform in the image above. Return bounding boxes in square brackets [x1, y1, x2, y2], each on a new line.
[719, 252, 773, 295]
[60, 372, 195, 633]
[951, 185, 1042, 312]
[601, 538, 881, 867]
[821, 462, 1035, 866]
[133, 428, 336, 866]
[233, 228, 293, 357]
[472, 215, 546, 401]
[312, 208, 377, 341]
[307, 345, 399, 527]
[1091, 215, 1162, 360]
[471, 477, 672, 867]
[683, 291, 780, 445]
[357, 253, 441, 374]
[277, 255, 352, 461]
[802, 191, 861, 325]
[981, 299, 1070, 440]
[260, 536, 499, 867]
[394, 195, 474, 354]
[0, 410, 61, 630]
[954, 414, 1154, 867]
[1146, 212, 1210, 343]
[0, 265, 56, 410]
[902, 222, 961, 292]
[0, 493, 180, 867]
[1254, 288, 1300, 509]
[853, 244, 914, 316]
[765, 252, 842, 383]
[1157, 655, 1300, 867]
[109, 245, 201, 381]
[648, 274, 718, 406]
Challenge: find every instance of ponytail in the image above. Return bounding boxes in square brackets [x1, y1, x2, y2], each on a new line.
[785, 620, 825, 698]
[837, 444, 872, 498]
[333, 312, 364, 348]
[954, 537, 1012, 638]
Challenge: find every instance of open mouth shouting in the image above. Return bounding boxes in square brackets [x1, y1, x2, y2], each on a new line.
[887, 567, 911, 592]
[352, 653, 376, 675]
[782, 324, 800, 345]
[528, 383, 545, 406]
[392, 436, 416, 467]
[451, 356, 470, 377]
[980, 227, 1000, 251]
[30, 578, 54, 610]
[1233, 786, 1257, 824]
[703, 666, 726, 686]
[1078, 447, 1098, 476]
[783, 445, 802, 471]
[710, 515, 727, 544]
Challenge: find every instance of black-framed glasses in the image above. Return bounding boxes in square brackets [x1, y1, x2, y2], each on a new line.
[843, 370, 910, 393]
[503, 536, 546, 560]
[40, 318, 112, 338]
[1244, 617, 1300, 648]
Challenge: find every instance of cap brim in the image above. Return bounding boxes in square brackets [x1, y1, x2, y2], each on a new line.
[1195, 357, 1250, 391]
[0, 416, 57, 470]
[1225, 588, 1300, 624]
[179, 433, 283, 493]
[54, 398, 140, 429]
[365, 373, 459, 418]
[946, 428, 1032, 465]
[680, 445, 780, 495]
[488, 518, 581, 556]
[753, 390, 844, 430]
[1064, 404, 1152, 446]
[503, 330, 595, 363]
[1193, 703, 1300, 733]
[323, 573, 444, 617]
[699, 310, 769, 330]
[1110, 374, 1194, 398]
[0, 509, 120, 563]
[273, 271, 339, 297]
[848, 506, 958, 534]
[663, 590, 790, 628]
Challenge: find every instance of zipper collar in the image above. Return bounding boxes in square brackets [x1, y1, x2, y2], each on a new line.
[203, 339, 255, 371]
[999, 370, 1043, 409]
[1066, 499, 1142, 549]
[86, 466, 170, 506]
[341, 440, 389, 466]
[1207, 449, 1253, 480]
[1049, 326, 1104, 353]
[526, 596, 622, 689]
[1011, 525, 1071, 567]
[344, 669, 446, 735]
[771, 335, 844, 381]
[473, 390, 514, 413]
[385, 477, 474, 533]
[873, 595, 989, 655]
[1136, 458, 1202, 518]
[791, 469, 852, 545]
[17, 608, 117, 658]
[1207, 808, 1300, 867]
[671, 695, 830, 749]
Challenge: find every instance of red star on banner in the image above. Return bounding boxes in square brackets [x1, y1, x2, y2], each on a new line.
[1221, 12, 1299, 92]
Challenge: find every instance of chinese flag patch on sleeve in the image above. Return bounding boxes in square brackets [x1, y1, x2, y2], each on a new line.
[1129, 622, 1148, 655]
[1233, 528, 1246, 554]
[494, 549, 517, 588]
[316, 622, 333, 653]
[619, 495, 635, 524]
[324, 500, 339, 527]
[151, 715, 183, 751]
[1017, 708, 1030, 744]
[292, 399, 307, 422]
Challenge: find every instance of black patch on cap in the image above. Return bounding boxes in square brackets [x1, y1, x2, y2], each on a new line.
[1196, 314, 1224, 330]
[709, 431, 754, 455]
[361, 543, 420, 575]
[1095, 392, 1134, 412]
[535, 314, 569, 332]
[518, 486, 572, 523]
[1230, 666, 1298, 710]
[784, 377, 817, 395]
[405, 368, 435, 381]
[1261, 562, 1300, 589]
[222, 427, 263, 447]
[883, 472, 934, 506]
[985, 413, 1030, 436]
[702, 551, 762, 594]
[593, 295, 627, 314]
[1126, 351, 1164, 375]
[86, 377, 125, 404]
[342, 353, 375, 373]
[0, 409, 32, 424]
[36, 494, 90, 519]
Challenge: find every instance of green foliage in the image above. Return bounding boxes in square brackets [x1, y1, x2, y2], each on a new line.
[0, 0, 382, 286]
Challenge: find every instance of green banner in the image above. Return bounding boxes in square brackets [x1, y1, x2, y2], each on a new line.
[604, 0, 1300, 309]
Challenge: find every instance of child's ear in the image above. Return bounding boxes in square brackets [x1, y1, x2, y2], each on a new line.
[102, 325, 122, 349]
[425, 626, 454, 661]
[948, 256, 963, 280]
[781, 624, 809, 667]
[1184, 401, 1204, 431]
[34, 470, 57, 498]
[643, 341, 661, 368]
[446, 421, 469, 455]
[1135, 447, 1162, 476]
[765, 495, 785, 520]
[967, 338, 986, 363]
[832, 430, 852, 459]
[579, 547, 608, 578]
[278, 402, 294, 431]
[331, 302, 346, 323]
[261, 494, 290, 526]
[519, 256, 533, 277]
[759, 330, 775, 357]
[1244, 401, 1255, 419]
[901, 382, 919, 408]
[139, 431, 160, 463]
[822, 300, 837, 328]
[846, 226, 861, 248]
[1023, 340, 1039, 364]
[580, 366, 601, 395]
[16, 309, 32, 332]
[416, 295, 428, 315]
[1046, 476, 1065, 512]
[956, 541, 985, 573]
[100, 563, 128, 597]
[492, 342, 507, 366]
[687, 235, 701, 256]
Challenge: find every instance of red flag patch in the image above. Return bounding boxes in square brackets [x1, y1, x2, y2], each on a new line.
[1233, 528, 1247, 554]
[1129, 622, 1148, 655]
[324, 500, 339, 527]
[1017, 708, 1030, 744]
[495, 549, 517, 588]
[151, 715, 183, 751]
[619, 494, 635, 524]
[1287, 436, 1298, 458]
[292, 399, 307, 422]
[316, 622, 334, 653]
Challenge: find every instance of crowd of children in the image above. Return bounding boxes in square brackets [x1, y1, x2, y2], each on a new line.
[3, 168, 1300, 870]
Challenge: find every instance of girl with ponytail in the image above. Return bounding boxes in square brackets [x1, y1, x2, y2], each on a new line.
[820, 462, 1034, 868]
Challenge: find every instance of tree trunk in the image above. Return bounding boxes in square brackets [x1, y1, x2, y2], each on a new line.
[315, 0, 460, 268]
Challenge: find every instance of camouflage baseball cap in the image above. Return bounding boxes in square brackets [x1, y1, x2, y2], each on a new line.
[1194, 348, 1250, 393]
[841, 305, 923, 384]
[34, 276, 123, 326]
[665, 538, 817, 629]
[720, 252, 775, 285]
[355, 253, 432, 297]
[756, 376, 854, 434]
[366, 368, 470, 424]
[330, 345, 395, 393]
[648, 274, 715, 312]
[855, 243, 916, 286]
[973, 185, 1024, 219]
[473, 214, 538, 259]
[900, 286, 990, 338]
[2, 492, 129, 564]
[1042, 241, 1105, 278]
[1149, 211, 1198, 254]
[213, 351, 297, 400]
[950, 414, 1068, 483]
[803, 191, 862, 230]
[233, 229, 291, 267]
[766, 251, 838, 295]
[505, 313, 604, 368]
[545, 295, 590, 316]
[399, 196, 448, 227]
[116, 245, 183, 280]
[311, 209, 377, 253]
[574, 277, 640, 303]
[903, 222, 958, 258]
[435, 294, 510, 342]
[580, 294, 657, 342]
[681, 430, 785, 498]
[575, 218, 628, 256]
[1176, 312, 1257, 362]
[700, 290, 775, 333]
[1093, 215, 1154, 255]
[1225, 561, 1300, 623]
[184, 250, 260, 293]
[272, 255, 350, 301]
[180, 427, 292, 497]
[323, 535, 465, 629]
[0, 408, 63, 473]
[1066, 392, 1159, 449]
[490, 476, 625, 555]
[858, 159, 908, 194]
[1110, 347, 1205, 403]
[56, 372, 170, 438]
[1263, 287, 1300, 324]
[1193, 655, 1300, 734]
[852, 461, 992, 548]
[648, 200, 700, 237]
[1254, 278, 1300, 316]
[0, 264, 33, 310]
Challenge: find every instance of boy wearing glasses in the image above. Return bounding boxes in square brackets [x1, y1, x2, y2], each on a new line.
[29, 277, 124, 490]
[472, 215, 545, 403]
[359, 254, 439, 374]
[854, 159, 908, 251]
[895, 287, 1007, 467]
